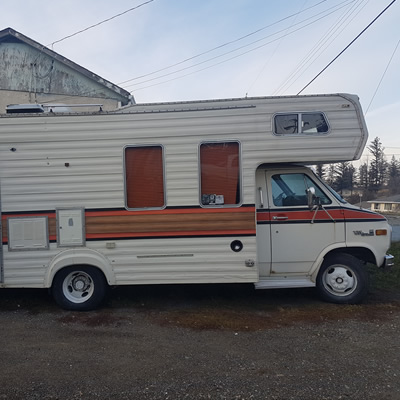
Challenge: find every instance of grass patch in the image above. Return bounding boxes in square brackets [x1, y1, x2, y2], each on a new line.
[369, 242, 400, 290]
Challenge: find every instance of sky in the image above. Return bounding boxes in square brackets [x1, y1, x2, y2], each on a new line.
[1, 0, 399, 165]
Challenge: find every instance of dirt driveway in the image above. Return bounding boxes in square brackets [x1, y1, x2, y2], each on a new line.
[1, 284, 399, 400]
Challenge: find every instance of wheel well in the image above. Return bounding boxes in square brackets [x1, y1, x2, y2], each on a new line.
[51, 264, 109, 287]
[324, 247, 376, 265]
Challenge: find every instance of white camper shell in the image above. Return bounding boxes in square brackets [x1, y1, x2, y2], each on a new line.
[0, 93, 393, 310]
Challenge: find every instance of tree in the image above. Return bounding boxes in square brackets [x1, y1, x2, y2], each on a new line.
[334, 162, 356, 194]
[314, 164, 325, 179]
[367, 137, 387, 191]
[358, 162, 369, 190]
[325, 164, 338, 187]
[387, 155, 400, 194]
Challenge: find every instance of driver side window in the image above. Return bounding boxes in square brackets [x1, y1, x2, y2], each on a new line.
[271, 173, 331, 207]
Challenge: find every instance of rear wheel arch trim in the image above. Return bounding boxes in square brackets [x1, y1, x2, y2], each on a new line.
[46, 248, 116, 287]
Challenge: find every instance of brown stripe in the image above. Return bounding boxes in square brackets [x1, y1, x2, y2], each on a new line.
[86, 211, 255, 234]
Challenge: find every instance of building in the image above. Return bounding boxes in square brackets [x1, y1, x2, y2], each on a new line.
[369, 195, 400, 214]
[0, 27, 134, 113]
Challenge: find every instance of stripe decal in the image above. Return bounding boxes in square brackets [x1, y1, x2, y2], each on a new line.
[256, 206, 386, 224]
[2, 205, 385, 245]
[2, 206, 257, 244]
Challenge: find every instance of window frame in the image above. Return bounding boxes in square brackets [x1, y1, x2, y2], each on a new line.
[198, 140, 242, 208]
[270, 172, 332, 208]
[273, 111, 330, 136]
[384, 203, 392, 211]
[123, 144, 166, 211]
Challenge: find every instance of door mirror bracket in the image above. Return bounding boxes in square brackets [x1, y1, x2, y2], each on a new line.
[307, 187, 335, 224]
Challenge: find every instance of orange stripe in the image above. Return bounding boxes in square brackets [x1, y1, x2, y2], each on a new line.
[260, 209, 345, 221]
[342, 209, 384, 220]
[2, 212, 56, 220]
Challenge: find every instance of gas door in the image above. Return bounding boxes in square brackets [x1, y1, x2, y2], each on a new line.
[264, 169, 345, 275]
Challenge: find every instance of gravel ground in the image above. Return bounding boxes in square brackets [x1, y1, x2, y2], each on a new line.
[1, 284, 399, 400]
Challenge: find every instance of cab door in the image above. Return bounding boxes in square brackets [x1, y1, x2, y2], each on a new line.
[264, 169, 345, 275]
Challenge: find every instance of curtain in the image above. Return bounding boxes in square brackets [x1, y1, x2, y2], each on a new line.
[200, 142, 240, 205]
[125, 146, 164, 208]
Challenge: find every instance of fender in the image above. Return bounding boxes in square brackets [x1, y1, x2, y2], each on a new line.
[309, 242, 348, 281]
[309, 241, 379, 281]
[45, 248, 116, 287]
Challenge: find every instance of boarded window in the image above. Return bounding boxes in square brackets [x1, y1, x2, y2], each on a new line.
[125, 146, 165, 209]
[200, 142, 241, 206]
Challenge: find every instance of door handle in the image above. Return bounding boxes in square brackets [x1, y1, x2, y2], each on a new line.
[258, 187, 264, 208]
[273, 216, 288, 220]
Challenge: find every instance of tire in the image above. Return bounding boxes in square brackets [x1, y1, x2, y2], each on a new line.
[316, 253, 369, 304]
[52, 266, 108, 311]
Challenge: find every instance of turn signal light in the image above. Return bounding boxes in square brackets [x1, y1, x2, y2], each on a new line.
[375, 229, 387, 236]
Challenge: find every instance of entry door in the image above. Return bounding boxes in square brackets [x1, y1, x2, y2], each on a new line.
[265, 170, 345, 275]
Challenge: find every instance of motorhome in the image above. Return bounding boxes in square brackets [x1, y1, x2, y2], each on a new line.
[0, 93, 393, 310]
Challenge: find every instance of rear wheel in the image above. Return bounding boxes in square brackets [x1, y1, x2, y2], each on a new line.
[52, 266, 107, 311]
[316, 253, 369, 304]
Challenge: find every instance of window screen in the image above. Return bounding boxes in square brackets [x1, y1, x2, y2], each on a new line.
[200, 142, 241, 206]
[125, 146, 165, 209]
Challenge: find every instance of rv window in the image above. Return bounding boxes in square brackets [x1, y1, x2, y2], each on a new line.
[125, 145, 165, 209]
[301, 113, 328, 133]
[274, 113, 328, 135]
[200, 142, 241, 206]
[275, 114, 298, 134]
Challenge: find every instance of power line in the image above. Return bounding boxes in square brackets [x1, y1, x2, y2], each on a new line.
[123, 1, 353, 91]
[273, 0, 367, 95]
[117, 0, 331, 86]
[131, 5, 353, 93]
[246, 0, 311, 95]
[366, 38, 400, 114]
[296, 0, 397, 95]
[41, 0, 339, 103]
[47, 0, 154, 48]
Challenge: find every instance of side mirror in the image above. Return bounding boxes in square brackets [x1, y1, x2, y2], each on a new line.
[306, 187, 319, 209]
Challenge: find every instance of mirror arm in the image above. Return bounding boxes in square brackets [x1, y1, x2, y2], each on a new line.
[311, 204, 335, 224]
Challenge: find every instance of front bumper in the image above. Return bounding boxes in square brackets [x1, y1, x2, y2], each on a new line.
[381, 254, 395, 268]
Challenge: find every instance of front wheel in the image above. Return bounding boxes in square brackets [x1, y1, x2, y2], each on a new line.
[316, 254, 369, 304]
[52, 266, 108, 311]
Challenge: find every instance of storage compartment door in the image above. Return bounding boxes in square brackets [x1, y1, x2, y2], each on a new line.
[57, 208, 85, 247]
